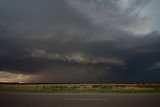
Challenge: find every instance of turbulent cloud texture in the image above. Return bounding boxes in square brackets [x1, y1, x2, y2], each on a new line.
[0, 0, 160, 83]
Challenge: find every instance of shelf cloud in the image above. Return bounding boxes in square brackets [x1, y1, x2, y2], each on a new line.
[0, 0, 160, 83]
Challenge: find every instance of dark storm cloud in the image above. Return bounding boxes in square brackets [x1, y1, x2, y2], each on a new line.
[0, 0, 160, 83]
[69, 0, 152, 34]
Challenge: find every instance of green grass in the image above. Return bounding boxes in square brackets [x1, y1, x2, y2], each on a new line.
[0, 84, 160, 93]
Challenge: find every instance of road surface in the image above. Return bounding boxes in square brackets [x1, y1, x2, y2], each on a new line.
[0, 93, 160, 107]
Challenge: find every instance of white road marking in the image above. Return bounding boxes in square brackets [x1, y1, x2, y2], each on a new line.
[65, 98, 106, 101]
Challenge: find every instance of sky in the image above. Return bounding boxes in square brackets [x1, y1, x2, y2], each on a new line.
[0, 0, 160, 83]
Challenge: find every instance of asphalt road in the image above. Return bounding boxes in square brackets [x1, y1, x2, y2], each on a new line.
[0, 93, 160, 107]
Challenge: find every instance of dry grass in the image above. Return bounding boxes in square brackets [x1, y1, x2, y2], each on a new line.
[0, 83, 160, 93]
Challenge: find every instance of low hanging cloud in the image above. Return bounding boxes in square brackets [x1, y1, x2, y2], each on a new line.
[0, 71, 35, 83]
[0, 0, 160, 83]
[31, 49, 125, 65]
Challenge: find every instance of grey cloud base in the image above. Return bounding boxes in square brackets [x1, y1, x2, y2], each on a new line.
[0, 0, 160, 83]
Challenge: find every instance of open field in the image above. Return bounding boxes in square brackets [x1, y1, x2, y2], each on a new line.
[0, 83, 160, 93]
